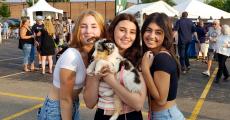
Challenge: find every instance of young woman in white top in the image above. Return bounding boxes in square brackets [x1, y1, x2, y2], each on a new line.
[83, 13, 146, 120]
[37, 10, 105, 120]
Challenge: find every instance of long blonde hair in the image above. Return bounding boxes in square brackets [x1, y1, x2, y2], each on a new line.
[44, 19, 55, 36]
[70, 10, 105, 48]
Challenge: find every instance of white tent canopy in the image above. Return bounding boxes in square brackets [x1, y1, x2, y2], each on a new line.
[121, 1, 179, 26]
[174, 0, 230, 19]
[26, 0, 63, 25]
[122, 1, 179, 16]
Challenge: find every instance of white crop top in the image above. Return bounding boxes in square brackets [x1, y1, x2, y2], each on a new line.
[53, 48, 86, 90]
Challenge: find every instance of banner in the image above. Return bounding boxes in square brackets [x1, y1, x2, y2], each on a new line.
[115, 0, 127, 15]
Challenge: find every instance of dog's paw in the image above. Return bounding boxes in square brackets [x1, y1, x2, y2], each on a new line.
[86, 68, 93, 74]
[87, 73, 94, 76]
[102, 90, 114, 96]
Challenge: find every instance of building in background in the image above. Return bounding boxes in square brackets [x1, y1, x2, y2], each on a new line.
[3, 0, 141, 21]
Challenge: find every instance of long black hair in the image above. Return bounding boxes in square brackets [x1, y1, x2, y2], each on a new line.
[141, 13, 180, 77]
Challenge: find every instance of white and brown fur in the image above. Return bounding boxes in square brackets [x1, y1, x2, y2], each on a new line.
[86, 39, 142, 120]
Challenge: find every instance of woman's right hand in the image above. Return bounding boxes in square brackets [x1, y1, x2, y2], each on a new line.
[141, 51, 154, 70]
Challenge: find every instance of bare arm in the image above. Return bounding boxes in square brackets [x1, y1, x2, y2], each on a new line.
[20, 27, 33, 39]
[83, 75, 100, 109]
[173, 31, 178, 38]
[141, 51, 170, 106]
[102, 71, 146, 111]
[60, 68, 75, 120]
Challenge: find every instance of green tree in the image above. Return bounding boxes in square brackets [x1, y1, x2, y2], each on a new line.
[206, 0, 225, 10]
[206, 0, 230, 12]
[142, 0, 176, 6]
[0, 3, 10, 18]
[26, 0, 38, 7]
[223, 0, 230, 12]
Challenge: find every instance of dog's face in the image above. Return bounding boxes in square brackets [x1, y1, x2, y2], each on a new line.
[92, 39, 116, 60]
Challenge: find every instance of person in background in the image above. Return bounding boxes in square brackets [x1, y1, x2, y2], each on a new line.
[54, 19, 65, 51]
[32, 16, 44, 69]
[19, 17, 36, 72]
[84, 13, 146, 120]
[0, 22, 2, 44]
[196, 20, 208, 62]
[214, 24, 230, 83]
[39, 16, 55, 74]
[66, 18, 73, 43]
[3, 21, 9, 40]
[37, 10, 105, 120]
[173, 11, 198, 74]
[141, 13, 184, 120]
[202, 20, 221, 76]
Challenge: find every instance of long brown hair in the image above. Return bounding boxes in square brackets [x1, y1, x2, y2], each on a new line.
[70, 10, 106, 48]
[107, 13, 141, 67]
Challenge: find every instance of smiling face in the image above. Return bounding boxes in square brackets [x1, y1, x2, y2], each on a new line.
[143, 22, 164, 51]
[80, 15, 102, 45]
[114, 20, 137, 52]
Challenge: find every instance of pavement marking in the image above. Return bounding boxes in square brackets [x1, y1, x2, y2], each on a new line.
[0, 72, 25, 79]
[188, 67, 218, 120]
[0, 91, 45, 101]
[2, 103, 43, 120]
[0, 90, 150, 119]
[0, 57, 22, 62]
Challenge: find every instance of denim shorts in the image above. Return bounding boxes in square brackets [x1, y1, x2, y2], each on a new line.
[37, 96, 80, 120]
[22, 43, 35, 64]
[150, 105, 185, 120]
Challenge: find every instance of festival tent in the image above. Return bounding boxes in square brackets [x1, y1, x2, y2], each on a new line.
[121, 1, 179, 26]
[25, 0, 63, 25]
[174, 0, 230, 19]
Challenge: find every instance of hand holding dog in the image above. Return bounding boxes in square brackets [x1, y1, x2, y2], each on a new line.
[102, 68, 117, 86]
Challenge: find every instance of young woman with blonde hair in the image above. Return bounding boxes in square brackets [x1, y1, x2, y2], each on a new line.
[39, 18, 56, 74]
[37, 10, 105, 120]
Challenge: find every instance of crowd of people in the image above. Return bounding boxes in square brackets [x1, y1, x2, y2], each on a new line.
[14, 10, 230, 120]
[173, 12, 230, 84]
[19, 15, 75, 74]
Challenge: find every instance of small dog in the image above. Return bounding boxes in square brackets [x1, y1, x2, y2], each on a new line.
[86, 39, 142, 120]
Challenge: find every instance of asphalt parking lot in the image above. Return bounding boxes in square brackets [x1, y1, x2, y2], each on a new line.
[0, 38, 229, 120]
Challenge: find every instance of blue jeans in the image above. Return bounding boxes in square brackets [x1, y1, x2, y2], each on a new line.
[22, 43, 35, 64]
[37, 96, 80, 120]
[178, 43, 190, 70]
[150, 105, 185, 120]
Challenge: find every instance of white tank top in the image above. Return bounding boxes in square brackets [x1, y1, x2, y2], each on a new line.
[53, 48, 86, 90]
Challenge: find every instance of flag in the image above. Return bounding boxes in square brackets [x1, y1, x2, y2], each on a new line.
[115, 0, 127, 15]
